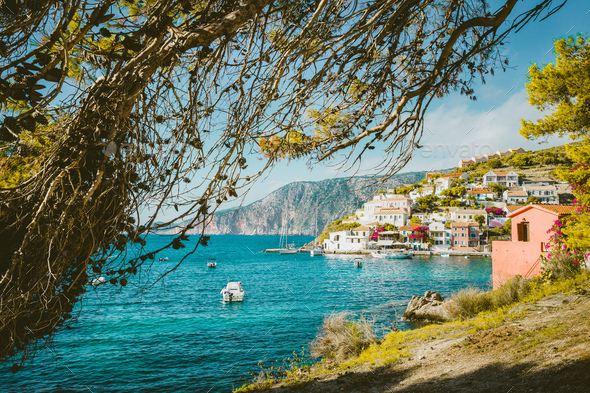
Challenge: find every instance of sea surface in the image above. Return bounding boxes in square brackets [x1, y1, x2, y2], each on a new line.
[0, 235, 492, 393]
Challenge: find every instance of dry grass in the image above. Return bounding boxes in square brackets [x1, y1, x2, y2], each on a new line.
[310, 312, 377, 362]
[445, 275, 533, 319]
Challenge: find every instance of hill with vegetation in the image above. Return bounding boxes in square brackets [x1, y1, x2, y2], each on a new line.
[170, 172, 427, 235]
[450, 143, 577, 180]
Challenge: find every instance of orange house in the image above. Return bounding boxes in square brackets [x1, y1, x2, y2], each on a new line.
[492, 204, 576, 289]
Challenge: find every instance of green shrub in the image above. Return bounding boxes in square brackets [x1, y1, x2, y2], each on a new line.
[310, 312, 377, 362]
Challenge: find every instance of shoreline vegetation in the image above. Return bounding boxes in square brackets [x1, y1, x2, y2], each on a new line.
[235, 267, 590, 392]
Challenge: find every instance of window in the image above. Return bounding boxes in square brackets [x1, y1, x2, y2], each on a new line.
[461, 233, 465, 237]
[516, 221, 530, 242]
[454, 240, 458, 245]
[461, 241, 465, 245]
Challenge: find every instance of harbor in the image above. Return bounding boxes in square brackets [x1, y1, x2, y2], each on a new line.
[263, 246, 491, 257]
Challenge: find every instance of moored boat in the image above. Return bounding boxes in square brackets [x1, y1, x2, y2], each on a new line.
[221, 281, 246, 302]
[371, 250, 388, 259]
[440, 253, 450, 258]
[310, 246, 325, 257]
[90, 276, 106, 286]
[278, 243, 298, 254]
[354, 258, 363, 268]
[389, 251, 413, 259]
[371, 250, 413, 259]
[207, 258, 217, 268]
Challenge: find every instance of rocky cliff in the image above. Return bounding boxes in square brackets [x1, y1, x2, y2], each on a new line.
[172, 172, 426, 235]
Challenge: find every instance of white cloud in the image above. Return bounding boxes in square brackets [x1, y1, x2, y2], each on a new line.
[402, 89, 568, 171]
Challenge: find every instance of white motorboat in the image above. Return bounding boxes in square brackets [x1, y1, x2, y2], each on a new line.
[221, 281, 246, 302]
[158, 257, 169, 261]
[90, 276, 105, 286]
[371, 250, 413, 260]
[440, 253, 450, 258]
[310, 246, 325, 257]
[207, 258, 217, 268]
[371, 251, 389, 259]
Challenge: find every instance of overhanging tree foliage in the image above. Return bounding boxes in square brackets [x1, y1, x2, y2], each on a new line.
[0, 0, 567, 365]
[521, 33, 590, 259]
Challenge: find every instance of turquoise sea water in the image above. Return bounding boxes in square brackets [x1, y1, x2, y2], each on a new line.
[0, 235, 492, 392]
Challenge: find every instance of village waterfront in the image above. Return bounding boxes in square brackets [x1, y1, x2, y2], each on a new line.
[0, 235, 492, 393]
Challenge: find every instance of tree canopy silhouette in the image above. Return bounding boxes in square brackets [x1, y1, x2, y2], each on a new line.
[0, 0, 566, 366]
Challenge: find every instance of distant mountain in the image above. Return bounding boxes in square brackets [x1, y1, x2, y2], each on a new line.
[170, 172, 427, 235]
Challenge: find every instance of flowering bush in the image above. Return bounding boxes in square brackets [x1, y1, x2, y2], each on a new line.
[370, 226, 384, 241]
[409, 226, 429, 239]
[552, 143, 590, 261]
[485, 207, 505, 216]
[541, 142, 590, 277]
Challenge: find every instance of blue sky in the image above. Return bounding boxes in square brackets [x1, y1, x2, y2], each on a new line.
[229, 1, 590, 207]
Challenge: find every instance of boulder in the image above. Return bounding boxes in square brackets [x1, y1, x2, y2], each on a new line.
[401, 291, 449, 322]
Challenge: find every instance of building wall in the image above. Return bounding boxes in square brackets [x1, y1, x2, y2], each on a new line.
[492, 240, 544, 289]
[510, 208, 556, 244]
[492, 207, 560, 289]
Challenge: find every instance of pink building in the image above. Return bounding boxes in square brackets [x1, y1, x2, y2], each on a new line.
[451, 222, 480, 251]
[492, 204, 577, 289]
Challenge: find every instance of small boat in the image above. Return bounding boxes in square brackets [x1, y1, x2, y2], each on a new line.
[371, 250, 413, 259]
[278, 243, 298, 254]
[388, 251, 413, 260]
[440, 253, 450, 258]
[221, 281, 246, 302]
[90, 276, 106, 286]
[464, 256, 470, 259]
[310, 246, 325, 257]
[207, 258, 217, 268]
[371, 251, 388, 259]
[158, 257, 169, 261]
[354, 258, 363, 268]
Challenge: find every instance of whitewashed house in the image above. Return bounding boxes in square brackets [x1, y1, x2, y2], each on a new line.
[409, 186, 435, 202]
[355, 194, 413, 224]
[372, 208, 408, 228]
[429, 222, 452, 250]
[449, 208, 487, 223]
[523, 184, 559, 204]
[467, 188, 495, 201]
[503, 189, 528, 204]
[323, 226, 371, 251]
[458, 159, 475, 168]
[434, 173, 469, 194]
[496, 150, 511, 157]
[482, 171, 519, 187]
[471, 156, 487, 164]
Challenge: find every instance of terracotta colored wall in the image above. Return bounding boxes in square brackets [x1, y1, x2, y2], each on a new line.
[492, 240, 544, 289]
[510, 208, 557, 244]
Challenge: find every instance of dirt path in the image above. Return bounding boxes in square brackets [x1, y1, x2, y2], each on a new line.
[249, 286, 590, 393]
